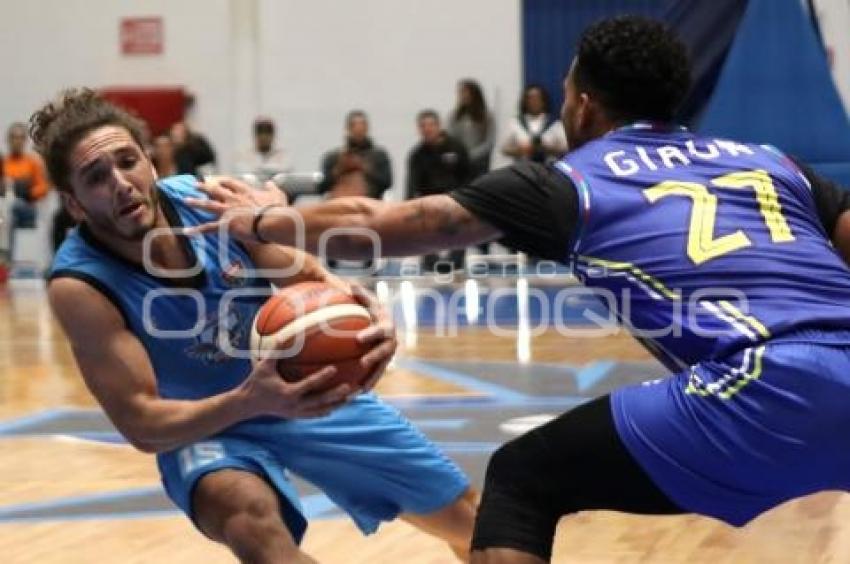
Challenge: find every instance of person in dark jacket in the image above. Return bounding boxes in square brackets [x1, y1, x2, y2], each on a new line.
[407, 110, 470, 273]
[318, 110, 392, 200]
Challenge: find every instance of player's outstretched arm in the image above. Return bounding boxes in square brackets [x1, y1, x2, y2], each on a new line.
[184, 175, 501, 258]
[48, 278, 352, 454]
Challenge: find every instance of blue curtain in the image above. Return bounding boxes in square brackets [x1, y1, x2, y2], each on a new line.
[696, 0, 850, 183]
[664, 0, 748, 124]
[522, 0, 673, 116]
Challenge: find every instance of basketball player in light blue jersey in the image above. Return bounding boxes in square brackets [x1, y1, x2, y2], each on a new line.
[190, 16, 850, 564]
[34, 90, 477, 563]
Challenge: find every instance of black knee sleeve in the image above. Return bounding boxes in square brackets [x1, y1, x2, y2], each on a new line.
[472, 433, 562, 561]
[471, 395, 683, 561]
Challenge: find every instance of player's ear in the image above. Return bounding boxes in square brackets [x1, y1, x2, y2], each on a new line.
[576, 92, 592, 130]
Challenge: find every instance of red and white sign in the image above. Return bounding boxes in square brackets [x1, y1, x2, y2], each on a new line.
[120, 17, 163, 56]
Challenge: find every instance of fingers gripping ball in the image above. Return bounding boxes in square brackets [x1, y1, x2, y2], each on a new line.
[251, 282, 373, 391]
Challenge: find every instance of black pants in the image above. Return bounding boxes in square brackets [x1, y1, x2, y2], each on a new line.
[472, 395, 683, 561]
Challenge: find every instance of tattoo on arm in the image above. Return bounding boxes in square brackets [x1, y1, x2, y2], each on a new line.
[403, 196, 476, 238]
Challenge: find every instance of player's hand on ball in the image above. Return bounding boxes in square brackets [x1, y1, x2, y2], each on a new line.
[350, 283, 397, 391]
[184, 176, 289, 241]
[241, 352, 352, 419]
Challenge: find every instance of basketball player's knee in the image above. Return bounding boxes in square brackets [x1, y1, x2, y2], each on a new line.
[194, 474, 287, 546]
[485, 437, 544, 499]
[220, 497, 282, 547]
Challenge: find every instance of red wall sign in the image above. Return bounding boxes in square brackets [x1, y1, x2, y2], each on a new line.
[120, 17, 163, 55]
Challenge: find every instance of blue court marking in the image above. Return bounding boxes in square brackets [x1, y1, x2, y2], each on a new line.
[300, 493, 343, 520]
[0, 487, 346, 524]
[68, 431, 126, 443]
[410, 419, 468, 430]
[393, 359, 530, 402]
[386, 395, 587, 410]
[0, 486, 173, 523]
[574, 360, 617, 392]
[0, 407, 73, 435]
[0, 508, 180, 524]
[434, 441, 501, 454]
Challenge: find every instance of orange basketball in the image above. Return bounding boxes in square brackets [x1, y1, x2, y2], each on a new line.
[250, 281, 373, 391]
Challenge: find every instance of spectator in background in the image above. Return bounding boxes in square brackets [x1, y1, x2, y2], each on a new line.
[448, 79, 496, 256]
[3, 122, 49, 258]
[171, 121, 216, 176]
[319, 111, 392, 200]
[407, 110, 470, 273]
[448, 79, 495, 179]
[0, 154, 5, 273]
[502, 84, 567, 164]
[151, 133, 178, 178]
[235, 117, 293, 182]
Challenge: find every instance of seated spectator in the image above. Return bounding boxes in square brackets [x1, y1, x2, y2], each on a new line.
[151, 133, 178, 177]
[502, 84, 567, 164]
[0, 154, 5, 276]
[318, 110, 392, 200]
[3, 122, 49, 259]
[171, 121, 216, 176]
[235, 117, 293, 182]
[407, 110, 470, 273]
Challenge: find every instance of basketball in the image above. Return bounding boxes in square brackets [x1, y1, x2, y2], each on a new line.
[250, 281, 374, 391]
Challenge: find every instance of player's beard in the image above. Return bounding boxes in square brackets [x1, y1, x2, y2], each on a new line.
[86, 185, 160, 242]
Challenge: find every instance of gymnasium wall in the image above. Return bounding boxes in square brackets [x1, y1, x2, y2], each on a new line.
[0, 0, 522, 199]
[811, 0, 850, 115]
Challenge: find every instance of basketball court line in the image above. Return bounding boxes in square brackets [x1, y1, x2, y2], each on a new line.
[0, 357, 647, 526]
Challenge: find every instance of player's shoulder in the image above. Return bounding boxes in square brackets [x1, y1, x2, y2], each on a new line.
[156, 174, 200, 198]
[48, 274, 126, 333]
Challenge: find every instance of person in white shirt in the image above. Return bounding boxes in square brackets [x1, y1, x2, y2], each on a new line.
[502, 85, 567, 164]
[234, 117, 293, 182]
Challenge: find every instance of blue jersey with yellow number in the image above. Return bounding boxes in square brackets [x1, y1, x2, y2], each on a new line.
[50, 175, 272, 401]
[556, 123, 850, 370]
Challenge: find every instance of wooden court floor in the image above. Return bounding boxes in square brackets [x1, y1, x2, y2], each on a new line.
[1, 281, 850, 563]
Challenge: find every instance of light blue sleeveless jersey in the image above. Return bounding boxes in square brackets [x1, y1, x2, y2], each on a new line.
[51, 175, 271, 400]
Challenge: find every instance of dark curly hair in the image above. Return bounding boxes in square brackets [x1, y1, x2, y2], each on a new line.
[573, 16, 690, 123]
[29, 88, 146, 193]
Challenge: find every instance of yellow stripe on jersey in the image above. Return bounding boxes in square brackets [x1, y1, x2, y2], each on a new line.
[685, 345, 766, 399]
[718, 300, 771, 339]
[578, 256, 681, 301]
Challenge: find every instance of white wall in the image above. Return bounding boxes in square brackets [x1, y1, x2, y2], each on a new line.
[811, 0, 850, 115]
[0, 0, 234, 173]
[0, 0, 522, 199]
[257, 0, 522, 197]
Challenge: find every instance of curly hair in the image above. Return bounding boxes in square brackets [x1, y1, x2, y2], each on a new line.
[29, 88, 146, 192]
[573, 16, 691, 123]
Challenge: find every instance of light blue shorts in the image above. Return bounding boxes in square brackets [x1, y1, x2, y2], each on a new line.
[157, 392, 469, 543]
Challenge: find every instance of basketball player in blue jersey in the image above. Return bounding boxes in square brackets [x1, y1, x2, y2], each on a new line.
[189, 15, 850, 564]
[33, 90, 477, 563]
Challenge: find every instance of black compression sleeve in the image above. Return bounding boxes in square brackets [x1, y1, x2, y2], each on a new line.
[790, 157, 850, 237]
[449, 162, 579, 262]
